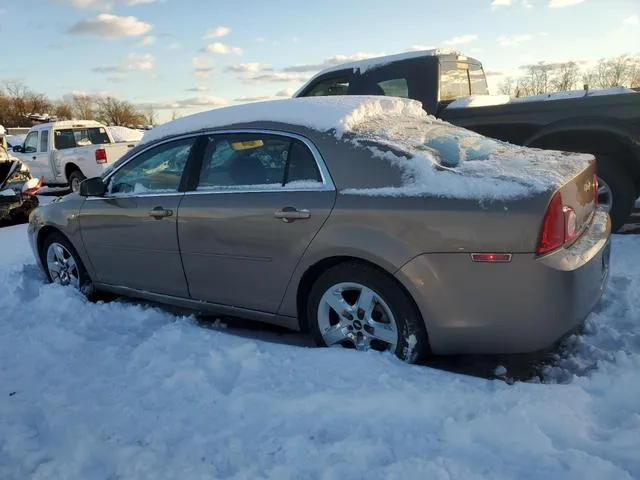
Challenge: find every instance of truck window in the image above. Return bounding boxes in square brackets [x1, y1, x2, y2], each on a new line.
[469, 64, 489, 95]
[305, 76, 350, 96]
[39, 130, 49, 153]
[377, 78, 409, 98]
[24, 132, 38, 153]
[439, 62, 470, 101]
[54, 127, 111, 150]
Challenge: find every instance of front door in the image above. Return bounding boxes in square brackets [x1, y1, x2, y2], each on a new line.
[17, 131, 51, 181]
[178, 131, 336, 313]
[79, 137, 197, 297]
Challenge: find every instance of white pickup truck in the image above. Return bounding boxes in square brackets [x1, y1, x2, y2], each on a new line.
[12, 120, 139, 192]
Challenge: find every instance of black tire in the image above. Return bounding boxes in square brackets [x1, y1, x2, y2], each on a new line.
[41, 231, 96, 299]
[68, 170, 86, 194]
[596, 157, 636, 232]
[306, 262, 429, 363]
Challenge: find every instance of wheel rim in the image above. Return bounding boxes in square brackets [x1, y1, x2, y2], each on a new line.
[597, 176, 613, 213]
[46, 242, 80, 289]
[71, 176, 81, 193]
[317, 282, 398, 352]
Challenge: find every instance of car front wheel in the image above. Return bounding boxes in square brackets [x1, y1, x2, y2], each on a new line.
[42, 232, 93, 295]
[306, 262, 429, 363]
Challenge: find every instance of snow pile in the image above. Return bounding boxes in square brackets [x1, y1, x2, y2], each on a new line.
[141, 96, 431, 145]
[343, 115, 593, 200]
[107, 126, 144, 143]
[0, 224, 639, 478]
[447, 87, 636, 109]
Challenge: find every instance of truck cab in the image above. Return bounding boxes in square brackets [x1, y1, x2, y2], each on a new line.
[294, 49, 488, 116]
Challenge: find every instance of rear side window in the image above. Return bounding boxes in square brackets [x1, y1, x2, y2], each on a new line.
[304, 76, 350, 96]
[469, 64, 489, 95]
[439, 62, 471, 101]
[197, 134, 322, 190]
[377, 78, 409, 98]
[54, 127, 110, 150]
[39, 130, 49, 152]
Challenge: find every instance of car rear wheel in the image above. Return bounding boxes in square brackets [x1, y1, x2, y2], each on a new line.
[596, 156, 636, 232]
[68, 170, 86, 194]
[306, 262, 429, 363]
[41, 232, 94, 296]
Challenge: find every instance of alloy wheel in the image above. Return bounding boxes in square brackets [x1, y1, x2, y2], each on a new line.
[317, 282, 398, 352]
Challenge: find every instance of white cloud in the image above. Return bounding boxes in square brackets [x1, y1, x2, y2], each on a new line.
[185, 86, 209, 92]
[193, 67, 214, 79]
[497, 34, 534, 46]
[224, 63, 272, 73]
[491, 0, 514, 8]
[68, 13, 151, 37]
[407, 45, 436, 51]
[204, 42, 243, 55]
[191, 56, 211, 68]
[282, 53, 383, 73]
[255, 37, 266, 43]
[59, 0, 160, 9]
[241, 72, 310, 84]
[623, 14, 639, 26]
[548, 0, 584, 7]
[92, 53, 155, 74]
[443, 34, 478, 45]
[138, 35, 155, 46]
[204, 26, 231, 39]
[275, 89, 294, 97]
[151, 96, 229, 110]
[167, 42, 181, 50]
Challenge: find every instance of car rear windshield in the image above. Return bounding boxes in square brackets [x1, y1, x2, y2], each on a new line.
[54, 127, 111, 150]
[439, 61, 489, 101]
[347, 115, 502, 168]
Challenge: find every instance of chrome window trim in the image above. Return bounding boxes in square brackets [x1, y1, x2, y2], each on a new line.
[87, 128, 335, 200]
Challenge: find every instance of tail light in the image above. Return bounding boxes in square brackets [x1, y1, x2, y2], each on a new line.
[22, 176, 44, 196]
[95, 148, 107, 164]
[537, 191, 583, 255]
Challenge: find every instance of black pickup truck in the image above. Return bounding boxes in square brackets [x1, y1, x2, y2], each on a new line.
[293, 50, 640, 231]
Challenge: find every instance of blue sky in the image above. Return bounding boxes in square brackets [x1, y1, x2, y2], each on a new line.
[1, 0, 638, 121]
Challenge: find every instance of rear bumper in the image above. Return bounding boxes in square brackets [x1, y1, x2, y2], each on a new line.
[396, 208, 611, 355]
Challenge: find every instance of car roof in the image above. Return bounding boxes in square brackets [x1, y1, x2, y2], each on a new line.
[30, 120, 105, 131]
[139, 95, 434, 146]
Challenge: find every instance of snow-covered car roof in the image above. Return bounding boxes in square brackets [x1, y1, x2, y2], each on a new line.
[141, 95, 436, 145]
[140, 96, 592, 202]
[28, 120, 105, 131]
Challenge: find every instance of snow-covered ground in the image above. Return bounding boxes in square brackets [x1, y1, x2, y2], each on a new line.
[0, 224, 639, 479]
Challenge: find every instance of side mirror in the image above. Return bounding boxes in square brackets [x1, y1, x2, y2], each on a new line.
[79, 177, 106, 197]
[12, 145, 23, 153]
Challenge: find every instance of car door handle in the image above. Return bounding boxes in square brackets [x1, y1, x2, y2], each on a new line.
[274, 207, 310, 222]
[148, 206, 173, 219]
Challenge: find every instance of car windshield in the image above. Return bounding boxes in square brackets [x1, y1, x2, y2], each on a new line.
[346, 115, 502, 168]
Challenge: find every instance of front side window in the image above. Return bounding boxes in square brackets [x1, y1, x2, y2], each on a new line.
[439, 62, 471, 101]
[197, 133, 322, 190]
[54, 127, 110, 150]
[24, 132, 38, 153]
[107, 138, 194, 195]
[39, 130, 49, 153]
[304, 76, 350, 96]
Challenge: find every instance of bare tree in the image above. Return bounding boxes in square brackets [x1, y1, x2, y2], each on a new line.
[1, 81, 53, 126]
[54, 101, 74, 120]
[71, 93, 96, 120]
[551, 61, 581, 92]
[142, 105, 158, 126]
[96, 96, 145, 126]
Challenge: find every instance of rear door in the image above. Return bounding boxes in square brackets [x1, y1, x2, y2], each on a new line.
[178, 130, 336, 313]
[79, 137, 197, 297]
